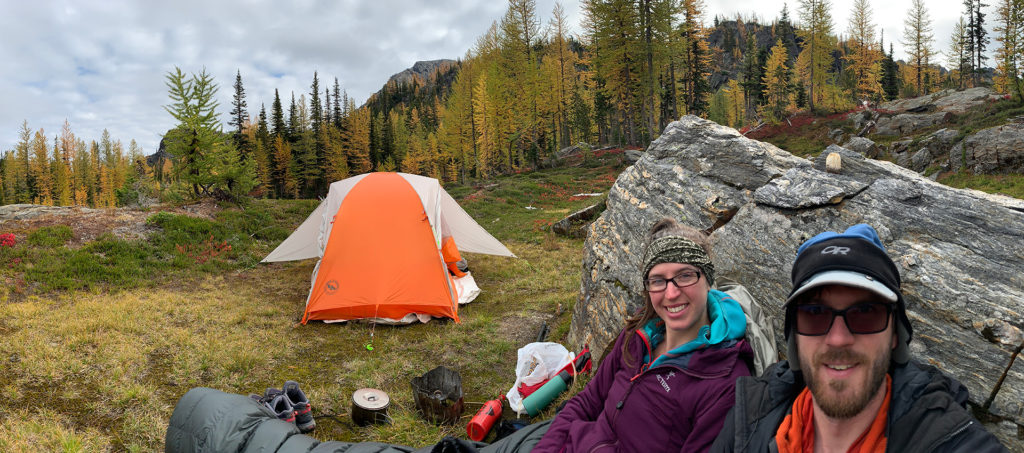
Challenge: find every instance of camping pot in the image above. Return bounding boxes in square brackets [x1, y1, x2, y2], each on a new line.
[351, 388, 390, 426]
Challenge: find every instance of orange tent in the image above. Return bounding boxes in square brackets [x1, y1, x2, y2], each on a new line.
[263, 172, 515, 324]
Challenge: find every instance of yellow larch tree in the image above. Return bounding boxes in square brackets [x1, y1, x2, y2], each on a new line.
[30, 129, 53, 205]
[761, 39, 796, 124]
[343, 98, 373, 174]
[472, 72, 496, 178]
[724, 79, 745, 128]
[902, 0, 935, 96]
[796, 0, 835, 111]
[993, 0, 1024, 100]
[846, 0, 883, 102]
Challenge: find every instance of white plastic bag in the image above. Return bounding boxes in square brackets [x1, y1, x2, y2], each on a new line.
[506, 342, 575, 415]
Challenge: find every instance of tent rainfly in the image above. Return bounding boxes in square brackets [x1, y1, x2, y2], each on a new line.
[263, 172, 515, 324]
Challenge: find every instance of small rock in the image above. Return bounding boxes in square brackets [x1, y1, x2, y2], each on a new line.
[825, 153, 841, 174]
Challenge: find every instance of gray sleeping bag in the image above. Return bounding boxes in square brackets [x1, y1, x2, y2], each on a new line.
[165, 387, 550, 453]
[165, 387, 419, 453]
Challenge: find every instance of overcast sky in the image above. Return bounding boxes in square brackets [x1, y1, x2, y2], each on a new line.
[0, 0, 986, 155]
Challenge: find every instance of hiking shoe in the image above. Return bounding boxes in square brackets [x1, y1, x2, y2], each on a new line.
[259, 388, 297, 424]
[283, 380, 315, 433]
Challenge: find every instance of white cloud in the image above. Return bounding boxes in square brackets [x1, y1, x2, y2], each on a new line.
[0, 0, 988, 155]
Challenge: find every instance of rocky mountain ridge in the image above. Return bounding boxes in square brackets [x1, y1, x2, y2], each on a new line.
[384, 59, 457, 87]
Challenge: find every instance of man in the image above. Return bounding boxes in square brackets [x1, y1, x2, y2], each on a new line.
[711, 224, 1007, 452]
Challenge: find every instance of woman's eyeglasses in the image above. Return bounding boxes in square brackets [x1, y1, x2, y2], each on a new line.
[643, 270, 702, 292]
[793, 302, 894, 336]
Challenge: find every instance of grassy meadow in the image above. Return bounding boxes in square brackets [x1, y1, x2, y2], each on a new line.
[2, 128, 1022, 452]
[0, 150, 626, 452]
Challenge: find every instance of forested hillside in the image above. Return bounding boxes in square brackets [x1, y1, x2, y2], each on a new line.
[2, 0, 1021, 207]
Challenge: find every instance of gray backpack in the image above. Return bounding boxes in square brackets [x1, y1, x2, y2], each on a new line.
[717, 277, 779, 376]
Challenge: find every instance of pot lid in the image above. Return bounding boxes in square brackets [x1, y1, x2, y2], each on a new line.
[353, 388, 390, 410]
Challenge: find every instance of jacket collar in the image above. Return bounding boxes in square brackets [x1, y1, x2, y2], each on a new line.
[642, 289, 748, 369]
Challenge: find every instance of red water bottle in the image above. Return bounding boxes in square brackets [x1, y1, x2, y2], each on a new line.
[467, 396, 504, 441]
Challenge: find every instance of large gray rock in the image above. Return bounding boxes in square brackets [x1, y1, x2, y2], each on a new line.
[880, 87, 998, 114]
[875, 112, 953, 136]
[0, 204, 98, 221]
[841, 136, 881, 158]
[570, 115, 1024, 446]
[950, 122, 1024, 174]
[933, 87, 1003, 114]
[910, 147, 934, 173]
[920, 128, 961, 157]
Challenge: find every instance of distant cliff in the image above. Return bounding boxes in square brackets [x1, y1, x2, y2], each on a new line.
[385, 59, 458, 87]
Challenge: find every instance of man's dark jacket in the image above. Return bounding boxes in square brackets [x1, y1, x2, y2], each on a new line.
[709, 360, 1008, 453]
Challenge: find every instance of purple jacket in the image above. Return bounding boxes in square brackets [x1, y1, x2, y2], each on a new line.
[532, 329, 754, 452]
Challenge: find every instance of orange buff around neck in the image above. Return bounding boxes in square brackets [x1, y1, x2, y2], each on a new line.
[847, 375, 891, 453]
[775, 375, 892, 453]
[776, 387, 816, 453]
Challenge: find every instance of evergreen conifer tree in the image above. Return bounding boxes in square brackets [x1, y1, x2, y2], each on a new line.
[333, 78, 343, 129]
[287, 92, 299, 142]
[271, 90, 285, 138]
[229, 70, 248, 148]
[310, 72, 323, 135]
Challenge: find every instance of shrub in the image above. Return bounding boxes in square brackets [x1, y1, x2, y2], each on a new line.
[27, 226, 73, 248]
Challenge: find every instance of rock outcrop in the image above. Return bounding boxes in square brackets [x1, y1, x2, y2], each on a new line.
[872, 87, 998, 140]
[841, 136, 880, 158]
[874, 111, 953, 136]
[950, 122, 1024, 174]
[385, 59, 458, 86]
[0, 204, 95, 221]
[569, 115, 1024, 447]
[879, 87, 1001, 114]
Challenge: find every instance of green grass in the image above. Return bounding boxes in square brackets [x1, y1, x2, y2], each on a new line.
[0, 198, 321, 295]
[0, 151, 628, 451]
[938, 172, 1024, 199]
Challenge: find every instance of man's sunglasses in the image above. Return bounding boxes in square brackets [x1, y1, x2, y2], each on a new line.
[793, 302, 894, 336]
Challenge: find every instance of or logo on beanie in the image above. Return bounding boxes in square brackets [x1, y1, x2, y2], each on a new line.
[821, 246, 850, 255]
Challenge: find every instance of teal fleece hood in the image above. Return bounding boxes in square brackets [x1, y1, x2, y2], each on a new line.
[643, 289, 747, 368]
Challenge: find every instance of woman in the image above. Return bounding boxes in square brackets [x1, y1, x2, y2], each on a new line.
[531, 218, 754, 452]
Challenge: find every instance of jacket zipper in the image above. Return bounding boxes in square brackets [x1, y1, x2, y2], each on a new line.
[587, 440, 616, 452]
[925, 419, 972, 451]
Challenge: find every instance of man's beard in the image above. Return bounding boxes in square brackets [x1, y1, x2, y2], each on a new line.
[805, 346, 890, 419]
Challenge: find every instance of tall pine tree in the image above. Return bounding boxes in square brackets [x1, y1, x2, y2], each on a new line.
[229, 70, 248, 149]
[271, 89, 286, 138]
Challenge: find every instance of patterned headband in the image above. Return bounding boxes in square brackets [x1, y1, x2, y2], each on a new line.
[642, 236, 715, 288]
